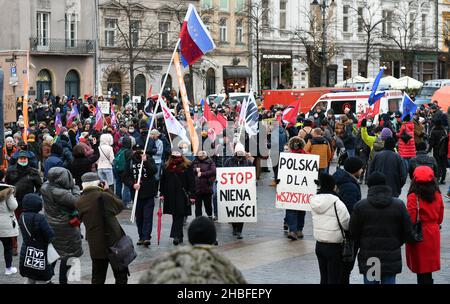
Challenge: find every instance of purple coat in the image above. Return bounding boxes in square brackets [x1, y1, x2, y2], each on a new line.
[191, 157, 216, 195]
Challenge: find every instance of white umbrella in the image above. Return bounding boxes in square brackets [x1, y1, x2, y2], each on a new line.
[335, 76, 370, 87]
[391, 76, 423, 90]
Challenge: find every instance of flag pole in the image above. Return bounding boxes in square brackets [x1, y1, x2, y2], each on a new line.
[130, 38, 181, 222]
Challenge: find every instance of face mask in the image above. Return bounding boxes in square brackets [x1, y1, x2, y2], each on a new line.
[366, 121, 372, 127]
[18, 160, 28, 167]
[129, 128, 135, 133]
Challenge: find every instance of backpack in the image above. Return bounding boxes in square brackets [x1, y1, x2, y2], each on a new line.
[400, 130, 412, 144]
[438, 130, 449, 158]
[113, 149, 127, 173]
[303, 128, 313, 143]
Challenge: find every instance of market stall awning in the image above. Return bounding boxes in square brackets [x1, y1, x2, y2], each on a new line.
[223, 66, 252, 79]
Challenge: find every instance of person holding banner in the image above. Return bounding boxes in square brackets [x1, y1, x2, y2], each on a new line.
[160, 150, 196, 246]
[223, 143, 254, 240]
[285, 137, 308, 240]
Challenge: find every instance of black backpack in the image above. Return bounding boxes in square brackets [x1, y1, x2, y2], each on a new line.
[438, 130, 449, 158]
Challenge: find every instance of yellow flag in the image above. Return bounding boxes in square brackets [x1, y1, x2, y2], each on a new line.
[173, 52, 199, 154]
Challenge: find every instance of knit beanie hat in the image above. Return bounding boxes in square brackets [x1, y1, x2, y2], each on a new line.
[344, 157, 364, 174]
[367, 172, 387, 187]
[317, 173, 336, 192]
[188, 216, 217, 245]
[380, 128, 393, 141]
[384, 136, 396, 151]
[413, 166, 435, 183]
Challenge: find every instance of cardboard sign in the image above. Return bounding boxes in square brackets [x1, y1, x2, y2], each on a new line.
[275, 152, 320, 211]
[217, 167, 257, 223]
[98, 101, 110, 114]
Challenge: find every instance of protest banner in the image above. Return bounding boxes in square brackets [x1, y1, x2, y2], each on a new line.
[217, 167, 257, 223]
[99, 101, 110, 114]
[275, 152, 319, 211]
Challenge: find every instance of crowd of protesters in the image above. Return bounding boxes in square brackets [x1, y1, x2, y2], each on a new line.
[0, 89, 449, 284]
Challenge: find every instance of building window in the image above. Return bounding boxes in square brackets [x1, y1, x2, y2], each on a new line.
[220, 18, 227, 42]
[421, 14, 427, 38]
[343, 59, 352, 80]
[343, 5, 349, 33]
[262, 0, 269, 28]
[357, 7, 364, 33]
[236, 0, 245, 12]
[206, 68, 216, 96]
[65, 13, 77, 47]
[159, 22, 169, 49]
[161, 74, 172, 92]
[202, 0, 213, 10]
[65, 70, 80, 98]
[220, 0, 228, 11]
[236, 19, 243, 43]
[131, 20, 140, 47]
[37, 69, 52, 100]
[105, 19, 117, 47]
[280, 0, 287, 30]
[37, 12, 50, 46]
[382, 10, 392, 36]
[409, 13, 415, 40]
[203, 17, 211, 33]
[134, 74, 146, 97]
[107, 71, 122, 103]
[358, 60, 367, 78]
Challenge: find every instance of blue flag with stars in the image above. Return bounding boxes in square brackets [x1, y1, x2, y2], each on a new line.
[402, 93, 417, 119]
[369, 68, 385, 106]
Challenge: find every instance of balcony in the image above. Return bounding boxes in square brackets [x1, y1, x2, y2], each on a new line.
[30, 38, 95, 55]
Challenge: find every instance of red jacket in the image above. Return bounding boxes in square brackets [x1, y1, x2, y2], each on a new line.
[406, 192, 444, 274]
[397, 122, 416, 158]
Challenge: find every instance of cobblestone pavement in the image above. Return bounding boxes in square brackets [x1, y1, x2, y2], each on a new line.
[1, 161, 450, 284]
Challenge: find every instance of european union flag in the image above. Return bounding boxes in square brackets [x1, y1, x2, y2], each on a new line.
[402, 93, 418, 119]
[369, 68, 385, 106]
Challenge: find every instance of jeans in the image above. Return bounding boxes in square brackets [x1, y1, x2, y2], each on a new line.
[114, 171, 131, 206]
[315, 242, 343, 284]
[286, 210, 305, 232]
[91, 258, 128, 284]
[212, 182, 218, 217]
[154, 163, 162, 181]
[51, 257, 71, 284]
[135, 197, 155, 241]
[364, 274, 396, 285]
[98, 168, 114, 186]
[402, 158, 411, 173]
[0, 237, 13, 268]
[195, 193, 213, 217]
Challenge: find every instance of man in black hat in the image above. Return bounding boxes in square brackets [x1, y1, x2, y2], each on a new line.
[9, 140, 38, 169]
[333, 156, 364, 215]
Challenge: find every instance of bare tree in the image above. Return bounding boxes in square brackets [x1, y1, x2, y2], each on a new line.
[291, 3, 338, 87]
[348, 2, 383, 77]
[108, 0, 160, 97]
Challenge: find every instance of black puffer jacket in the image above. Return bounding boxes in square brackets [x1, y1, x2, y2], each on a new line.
[41, 167, 83, 259]
[368, 150, 407, 197]
[350, 185, 413, 276]
[5, 164, 43, 207]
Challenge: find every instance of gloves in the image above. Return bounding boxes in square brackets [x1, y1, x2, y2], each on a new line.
[361, 118, 367, 128]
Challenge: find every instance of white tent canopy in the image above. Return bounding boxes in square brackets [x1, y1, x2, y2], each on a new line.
[391, 76, 423, 90]
[335, 75, 370, 87]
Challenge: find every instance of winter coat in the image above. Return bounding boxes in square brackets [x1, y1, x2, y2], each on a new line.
[192, 157, 216, 195]
[0, 186, 19, 238]
[350, 185, 413, 276]
[342, 121, 356, 150]
[298, 126, 313, 141]
[397, 122, 416, 158]
[369, 150, 407, 197]
[406, 192, 444, 274]
[160, 163, 196, 216]
[1, 146, 17, 172]
[41, 167, 83, 259]
[19, 196, 54, 281]
[310, 193, 350, 243]
[69, 145, 100, 189]
[10, 150, 38, 169]
[127, 154, 157, 199]
[59, 139, 73, 164]
[429, 126, 447, 160]
[97, 134, 115, 169]
[413, 119, 425, 145]
[43, 154, 66, 178]
[5, 164, 42, 207]
[304, 136, 332, 169]
[409, 151, 439, 180]
[75, 188, 124, 259]
[332, 168, 361, 215]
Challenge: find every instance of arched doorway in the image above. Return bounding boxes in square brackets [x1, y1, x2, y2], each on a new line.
[184, 74, 193, 102]
[65, 70, 80, 98]
[161, 74, 172, 92]
[206, 68, 216, 96]
[134, 74, 146, 97]
[37, 69, 52, 100]
[107, 71, 122, 104]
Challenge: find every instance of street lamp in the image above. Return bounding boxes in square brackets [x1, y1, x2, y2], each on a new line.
[311, 0, 336, 87]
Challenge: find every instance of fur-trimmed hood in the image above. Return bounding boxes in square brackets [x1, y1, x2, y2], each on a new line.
[0, 184, 14, 201]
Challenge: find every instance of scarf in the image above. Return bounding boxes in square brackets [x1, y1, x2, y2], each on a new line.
[167, 157, 186, 173]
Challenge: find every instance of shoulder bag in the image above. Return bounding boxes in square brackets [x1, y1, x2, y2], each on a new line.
[333, 202, 355, 263]
[99, 193, 137, 272]
[411, 196, 423, 242]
